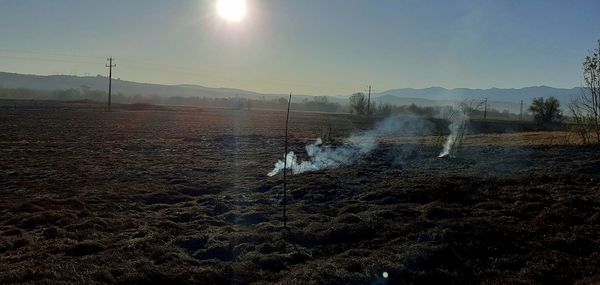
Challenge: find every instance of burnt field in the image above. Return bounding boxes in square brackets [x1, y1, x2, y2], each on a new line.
[1, 100, 599, 284]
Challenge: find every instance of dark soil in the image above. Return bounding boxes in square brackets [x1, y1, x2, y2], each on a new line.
[0, 101, 599, 284]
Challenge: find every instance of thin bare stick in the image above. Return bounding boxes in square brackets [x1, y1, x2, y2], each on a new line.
[283, 92, 292, 229]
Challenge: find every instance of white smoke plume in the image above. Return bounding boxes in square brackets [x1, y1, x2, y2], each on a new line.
[438, 100, 482, 158]
[438, 113, 467, 158]
[268, 116, 428, 176]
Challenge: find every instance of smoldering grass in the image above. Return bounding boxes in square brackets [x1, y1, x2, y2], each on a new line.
[268, 116, 433, 176]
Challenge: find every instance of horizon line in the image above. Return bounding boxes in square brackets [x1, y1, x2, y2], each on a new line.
[0, 70, 581, 96]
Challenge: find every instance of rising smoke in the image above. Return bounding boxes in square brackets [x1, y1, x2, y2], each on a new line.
[438, 100, 482, 158]
[267, 116, 430, 176]
[438, 111, 468, 158]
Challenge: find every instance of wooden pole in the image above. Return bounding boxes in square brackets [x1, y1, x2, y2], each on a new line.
[519, 100, 523, 121]
[367, 85, 371, 116]
[283, 92, 292, 229]
[105, 57, 116, 111]
[483, 98, 488, 120]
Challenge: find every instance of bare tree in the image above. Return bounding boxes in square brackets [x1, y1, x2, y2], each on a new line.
[529, 96, 562, 125]
[377, 102, 394, 116]
[453, 100, 485, 155]
[568, 101, 592, 144]
[582, 40, 600, 142]
[569, 40, 600, 144]
[439, 99, 485, 157]
[349, 92, 367, 115]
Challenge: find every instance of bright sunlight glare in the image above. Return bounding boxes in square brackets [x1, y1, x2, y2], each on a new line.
[216, 0, 247, 22]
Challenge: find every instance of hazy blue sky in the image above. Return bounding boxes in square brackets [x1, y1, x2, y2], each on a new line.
[1, 0, 599, 94]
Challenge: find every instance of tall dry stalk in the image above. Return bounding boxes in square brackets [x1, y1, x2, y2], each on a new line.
[283, 93, 292, 229]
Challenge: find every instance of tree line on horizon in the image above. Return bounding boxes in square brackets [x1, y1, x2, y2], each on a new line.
[0, 85, 530, 120]
[2, 39, 600, 143]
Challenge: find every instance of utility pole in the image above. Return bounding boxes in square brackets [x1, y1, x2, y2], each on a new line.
[367, 85, 371, 116]
[106, 57, 116, 111]
[483, 98, 488, 120]
[519, 100, 523, 121]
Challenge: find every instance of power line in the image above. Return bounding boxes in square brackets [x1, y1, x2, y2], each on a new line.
[2, 53, 369, 92]
[0, 48, 105, 60]
[0, 50, 377, 93]
[0, 54, 103, 65]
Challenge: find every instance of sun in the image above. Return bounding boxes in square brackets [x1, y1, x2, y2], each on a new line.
[216, 0, 247, 22]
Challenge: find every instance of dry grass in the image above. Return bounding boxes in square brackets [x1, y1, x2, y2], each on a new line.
[0, 100, 599, 284]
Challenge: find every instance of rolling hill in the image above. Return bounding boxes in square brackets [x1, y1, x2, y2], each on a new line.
[0, 72, 583, 112]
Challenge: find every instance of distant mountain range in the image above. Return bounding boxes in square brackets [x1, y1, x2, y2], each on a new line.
[0, 72, 276, 99]
[375, 86, 582, 104]
[0, 72, 584, 112]
[373, 87, 583, 112]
